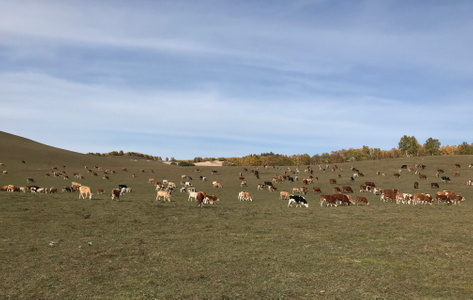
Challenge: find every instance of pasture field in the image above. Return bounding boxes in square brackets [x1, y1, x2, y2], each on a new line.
[1, 132, 473, 299]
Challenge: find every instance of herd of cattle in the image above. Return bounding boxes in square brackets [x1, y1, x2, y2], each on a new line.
[1, 161, 471, 208]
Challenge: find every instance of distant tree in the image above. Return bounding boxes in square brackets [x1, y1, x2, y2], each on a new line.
[330, 150, 345, 163]
[457, 142, 473, 155]
[440, 145, 457, 156]
[320, 153, 330, 164]
[398, 135, 420, 156]
[424, 138, 441, 156]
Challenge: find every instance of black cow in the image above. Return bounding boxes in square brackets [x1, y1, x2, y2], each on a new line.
[441, 176, 451, 183]
[401, 165, 408, 169]
[288, 195, 309, 208]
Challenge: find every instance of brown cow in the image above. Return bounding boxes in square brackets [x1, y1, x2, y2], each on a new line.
[320, 194, 337, 207]
[313, 187, 321, 193]
[342, 186, 353, 193]
[111, 188, 121, 201]
[356, 196, 369, 205]
[332, 193, 354, 205]
[329, 178, 337, 184]
[204, 194, 219, 205]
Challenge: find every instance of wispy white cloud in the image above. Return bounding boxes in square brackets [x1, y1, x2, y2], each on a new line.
[1, 1, 472, 158]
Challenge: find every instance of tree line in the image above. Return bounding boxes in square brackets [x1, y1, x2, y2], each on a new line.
[88, 136, 473, 167]
[222, 136, 473, 166]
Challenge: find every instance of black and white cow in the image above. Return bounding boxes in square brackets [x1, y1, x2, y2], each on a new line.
[288, 195, 309, 208]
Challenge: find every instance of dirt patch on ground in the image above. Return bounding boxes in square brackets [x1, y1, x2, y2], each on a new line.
[193, 161, 223, 167]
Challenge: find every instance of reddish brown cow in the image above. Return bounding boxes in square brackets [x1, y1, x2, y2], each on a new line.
[320, 194, 337, 207]
[332, 194, 354, 205]
[356, 196, 369, 205]
[418, 174, 427, 179]
[342, 186, 353, 193]
[313, 187, 321, 193]
[329, 178, 337, 184]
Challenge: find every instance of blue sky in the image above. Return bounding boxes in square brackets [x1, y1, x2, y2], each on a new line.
[1, 0, 472, 159]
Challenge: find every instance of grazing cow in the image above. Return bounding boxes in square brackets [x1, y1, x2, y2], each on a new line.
[452, 195, 465, 205]
[300, 186, 308, 194]
[148, 178, 156, 184]
[372, 187, 382, 195]
[71, 182, 81, 191]
[257, 184, 264, 190]
[188, 191, 198, 201]
[435, 193, 451, 205]
[431, 182, 439, 189]
[356, 196, 369, 206]
[332, 187, 341, 193]
[204, 194, 219, 205]
[268, 185, 277, 192]
[97, 189, 104, 194]
[411, 193, 431, 205]
[238, 191, 253, 201]
[332, 193, 355, 205]
[453, 171, 460, 176]
[156, 190, 171, 202]
[212, 182, 223, 189]
[49, 188, 58, 194]
[401, 165, 408, 169]
[342, 186, 353, 193]
[320, 194, 337, 207]
[111, 188, 121, 201]
[288, 195, 309, 208]
[196, 191, 206, 207]
[79, 186, 93, 200]
[329, 178, 337, 184]
[62, 186, 72, 193]
[418, 174, 427, 180]
[292, 187, 300, 194]
[435, 190, 457, 205]
[240, 180, 247, 187]
[441, 176, 451, 183]
[313, 187, 321, 193]
[414, 182, 419, 189]
[364, 182, 375, 188]
[467, 179, 473, 186]
[393, 173, 401, 178]
[280, 191, 290, 200]
[381, 189, 398, 202]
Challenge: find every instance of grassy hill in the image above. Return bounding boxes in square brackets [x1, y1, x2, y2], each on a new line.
[1, 131, 473, 299]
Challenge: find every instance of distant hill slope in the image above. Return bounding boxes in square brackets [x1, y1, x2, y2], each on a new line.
[0, 131, 88, 165]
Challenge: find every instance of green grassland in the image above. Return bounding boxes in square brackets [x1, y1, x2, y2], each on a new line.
[1, 131, 473, 299]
